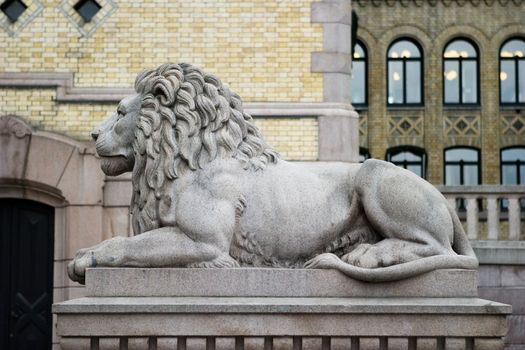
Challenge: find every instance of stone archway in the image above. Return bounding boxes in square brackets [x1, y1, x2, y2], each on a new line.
[0, 115, 109, 348]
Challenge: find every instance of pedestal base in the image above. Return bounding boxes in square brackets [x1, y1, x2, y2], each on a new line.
[53, 268, 511, 350]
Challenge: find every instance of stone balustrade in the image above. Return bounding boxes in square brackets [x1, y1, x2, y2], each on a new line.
[437, 185, 525, 241]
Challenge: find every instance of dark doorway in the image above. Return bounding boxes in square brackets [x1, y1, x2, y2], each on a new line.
[0, 199, 54, 350]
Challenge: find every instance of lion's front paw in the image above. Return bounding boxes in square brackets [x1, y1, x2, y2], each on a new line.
[67, 236, 128, 284]
[304, 253, 340, 269]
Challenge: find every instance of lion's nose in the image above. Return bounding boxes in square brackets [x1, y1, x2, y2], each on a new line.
[91, 130, 99, 141]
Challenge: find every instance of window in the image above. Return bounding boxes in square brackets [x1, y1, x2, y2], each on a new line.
[500, 38, 525, 105]
[443, 39, 479, 105]
[444, 147, 480, 186]
[74, 0, 101, 22]
[1, 0, 27, 22]
[501, 147, 525, 185]
[386, 146, 426, 178]
[352, 40, 367, 106]
[387, 39, 423, 106]
[359, 147, 370, 163]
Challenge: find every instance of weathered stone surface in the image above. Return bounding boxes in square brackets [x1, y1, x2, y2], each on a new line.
[501, 266, 525, 287]
[472, 241, 525, 265]
[479, 288, 525, 314]
[0, 115, 31, 179]
[66, 206, 103, 259]
[85, 268, 478, 298]
[507, 315, 525, 344]
[478, 265, 502, 287]
[68, 63, 478, 287]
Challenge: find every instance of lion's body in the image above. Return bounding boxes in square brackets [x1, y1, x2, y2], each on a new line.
[68, 63, 478, 284]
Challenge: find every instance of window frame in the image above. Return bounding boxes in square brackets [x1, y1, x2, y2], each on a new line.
[500, 146, 525, 185]
[386, 38, 424, 107]
[352, 39, 368, 107]
[499, 37, 525, 106]
[442, 38, 480, 106]
[443, 146, 481, 186]
[385, 145, 427, 179]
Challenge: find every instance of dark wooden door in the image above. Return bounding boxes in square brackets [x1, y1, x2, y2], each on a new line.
[0, 199, 54, 350]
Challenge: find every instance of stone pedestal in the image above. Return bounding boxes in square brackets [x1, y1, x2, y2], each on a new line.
[53, 268, 511, 350]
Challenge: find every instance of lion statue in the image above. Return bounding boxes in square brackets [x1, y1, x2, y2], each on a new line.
[68, 63, 478, 284]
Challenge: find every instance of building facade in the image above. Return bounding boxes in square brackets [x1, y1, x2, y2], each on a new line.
[352, 0, 525, 187]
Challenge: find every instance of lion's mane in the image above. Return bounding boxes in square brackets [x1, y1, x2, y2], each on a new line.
[130, 63, 279, 234]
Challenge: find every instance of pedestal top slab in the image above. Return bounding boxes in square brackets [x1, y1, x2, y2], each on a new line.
[85, 268, 478, 298]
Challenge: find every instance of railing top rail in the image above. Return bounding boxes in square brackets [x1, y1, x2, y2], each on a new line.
[436, 185, 525, 195]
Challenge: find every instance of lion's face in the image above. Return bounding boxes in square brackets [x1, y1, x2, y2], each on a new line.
[92, 94, 141, 176]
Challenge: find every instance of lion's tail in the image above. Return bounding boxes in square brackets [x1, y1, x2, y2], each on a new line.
[326, 204, 478, 283]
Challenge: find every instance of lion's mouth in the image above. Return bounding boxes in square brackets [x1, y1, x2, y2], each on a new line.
[99, 155, 131, 176]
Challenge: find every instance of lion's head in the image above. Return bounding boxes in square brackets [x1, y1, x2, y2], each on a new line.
[92, 63, 279, 233]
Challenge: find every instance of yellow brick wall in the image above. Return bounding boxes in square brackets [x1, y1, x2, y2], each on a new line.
[256, 118, 318, 160]
[1, 88, 319, 160]
[1, 0, 323, 102]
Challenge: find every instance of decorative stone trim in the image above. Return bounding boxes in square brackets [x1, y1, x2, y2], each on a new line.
[354, 0, 525, 7]
[57, 0, 117, 38]
[0, 0, 43, 37]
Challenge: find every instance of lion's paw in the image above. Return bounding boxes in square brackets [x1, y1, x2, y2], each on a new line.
[67, 236, 128, 284]
[342, 243, 389, 269]
[304, 253, 340, 269]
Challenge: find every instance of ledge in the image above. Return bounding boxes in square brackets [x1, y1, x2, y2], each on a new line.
[472, 240, 525, 265]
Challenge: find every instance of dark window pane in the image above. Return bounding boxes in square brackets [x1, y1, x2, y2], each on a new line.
[74, 0, 101, 22]
[502, 165, 518, 184]
[521, 165, 525, 184]
[389, 41, 421, 58]
[407, 164, 421, 176]
[462, 61, 477, 103]
[1, 0, 27, 22]
[518, 59, 525, 103]
[444, 40, 477, 58]
[388, 61, 403, 104]
[501, 60, 516, 103]
[445, 148, 478, 162]
[502, 148, 525, 161]
[501, 39, 525, 58]
[445, 165, 461, 185]
[464, 165, 479, 185]
[444, 61, 460, 103]
[406, 61, 421, 103]
[354, 43, 365, 58]
[391, 151, 421, 162]
[351, 61, 365, 104]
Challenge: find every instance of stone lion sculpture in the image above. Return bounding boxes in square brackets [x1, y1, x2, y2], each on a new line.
[68, 63, 478, 284]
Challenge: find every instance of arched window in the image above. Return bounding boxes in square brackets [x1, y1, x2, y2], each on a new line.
[500, 38, 525, 105]
[387, 39, 423, 106]
[351, 40, 367, 106]
[386, 146, 427, 178]
[501, 147, 525, 185]
[444, 147, 480, 186]
[443, 39, 479, 105]
[359, 147, 370, 163]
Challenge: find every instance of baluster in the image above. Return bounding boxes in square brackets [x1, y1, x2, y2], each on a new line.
[487, 196, 499, 240]
[408, 337, 417, 350]
[177, 337, 187, 350]
[321, 337, 330, 350]
[447, 196, 457, 210]
[119, 337, 128, 350]
[466, 197, 479, 239]
[350, 337, 360, 350]
[436, 337, 445, 350]
[379, 337, 388, 350]
[235, 336, 244, 350]
[293, 336, 302, 350]
[264, 337, 273, 350]
[508, 197, 521, 240]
